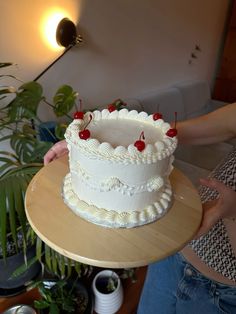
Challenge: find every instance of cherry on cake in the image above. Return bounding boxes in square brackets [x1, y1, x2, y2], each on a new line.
[62, 108, 177, 228]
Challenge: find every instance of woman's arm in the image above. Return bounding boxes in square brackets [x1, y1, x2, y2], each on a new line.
[176, 103, 236, 145]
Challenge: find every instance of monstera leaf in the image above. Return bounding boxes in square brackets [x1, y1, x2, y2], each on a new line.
[53, 85, 78, 117]
[7, 82, 43, 121]
[5, 130, 53, 164]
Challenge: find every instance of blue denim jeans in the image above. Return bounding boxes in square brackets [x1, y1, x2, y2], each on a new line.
[137, 253, 236, 314]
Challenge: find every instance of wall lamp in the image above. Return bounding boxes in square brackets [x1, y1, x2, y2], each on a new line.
[34, 17, 83, 81]
[56, 18, 83, 48]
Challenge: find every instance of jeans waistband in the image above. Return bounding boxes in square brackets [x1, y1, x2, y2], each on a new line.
[176, 252, 236, 292]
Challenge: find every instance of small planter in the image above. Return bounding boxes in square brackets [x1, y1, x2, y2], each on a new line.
[92, 270, 123, 314]
[0, 245, 41, 291]
[35, 279, 93, 314]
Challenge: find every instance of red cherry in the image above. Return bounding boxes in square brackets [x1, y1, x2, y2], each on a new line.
[134, 131, 145, 152]
[78, 114, 92, 140]
[166, 128, 177, 137]
[74, 111, 84, 119]
[166, 111, 178, 137]
[153, 112, 163, 120]
[108, 104, 116, 112]
[79, 129, 90, 140]
[134, 140, 145, 151]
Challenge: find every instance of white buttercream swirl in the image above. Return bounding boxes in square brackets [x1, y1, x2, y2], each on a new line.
[65, 109, 177, 165]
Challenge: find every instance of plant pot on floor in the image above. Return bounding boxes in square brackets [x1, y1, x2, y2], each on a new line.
[34, 278, 93, 314]
[92, 270, 123, 314]
[0, 245, 41, 292]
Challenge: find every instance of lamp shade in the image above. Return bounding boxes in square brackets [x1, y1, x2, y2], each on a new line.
[56, 18, 77, 47]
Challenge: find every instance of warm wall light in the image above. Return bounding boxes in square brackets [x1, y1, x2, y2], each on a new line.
[42, 11, 67, 50]
[41, 9, 82, 50]
[35, 14, 83, 81]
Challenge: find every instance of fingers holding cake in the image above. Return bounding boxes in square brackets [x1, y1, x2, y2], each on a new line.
[44, 140, 68, 165]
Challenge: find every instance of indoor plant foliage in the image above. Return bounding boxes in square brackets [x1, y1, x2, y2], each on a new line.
[0, 63, 131, 294]
[0, 62, 89, 284]
[32, 277, 92, 314]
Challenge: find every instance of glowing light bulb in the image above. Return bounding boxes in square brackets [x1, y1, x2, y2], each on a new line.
[40, 8, 72, 50]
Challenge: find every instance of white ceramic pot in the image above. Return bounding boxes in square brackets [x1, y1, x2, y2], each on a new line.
[92, 270, 123, 314]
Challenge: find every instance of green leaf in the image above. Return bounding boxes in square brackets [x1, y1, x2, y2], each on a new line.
[0, 163, 42, 180]
[0, 134, 13, 143]
[10, 255, 38, 278]
[66, 258, 72, 278]
[0, 182, 7, 259]
[26, 226, 36, 245]
[53, 85, 78, 117]
[57, 253, 65, 278]
[12, 179, 27, 242]
[55, 123, 67, 140]
[0, 150, 20, 162]
[7, 130, 53, 164]
[22, 123, 37, 136]
[45, 245, 52, 271]
[49, 303, 60, 314]
[0, 162, 41, 257]
[74, 261, 82, 277]
[34, 300, 50, 309]
[7, 81, 43, 121]
[51, 249, 58, 275]
[6, 181, 18, 251]
[36, 237, 43, 262]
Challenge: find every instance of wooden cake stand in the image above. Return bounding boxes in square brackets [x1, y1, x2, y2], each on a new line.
[25, 155, 202, 268]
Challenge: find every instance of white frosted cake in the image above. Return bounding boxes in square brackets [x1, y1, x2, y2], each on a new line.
[62, 109, 177, 228]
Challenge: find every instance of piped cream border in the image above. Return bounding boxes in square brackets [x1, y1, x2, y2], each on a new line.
[65, 109, 177, 164]
[62, 173, 173, 228]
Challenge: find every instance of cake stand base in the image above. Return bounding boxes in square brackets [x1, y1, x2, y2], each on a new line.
[25, 155, 202, 268]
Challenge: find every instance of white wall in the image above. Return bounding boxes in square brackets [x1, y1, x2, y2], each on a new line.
[0, 0, 231, 119]
[0, 0, 79, 80]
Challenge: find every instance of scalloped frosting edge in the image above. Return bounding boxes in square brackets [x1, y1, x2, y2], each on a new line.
[62, 173, 173, 228]
[65, 109, 178, 164]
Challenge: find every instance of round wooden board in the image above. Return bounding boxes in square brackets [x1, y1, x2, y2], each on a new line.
[25, 155, 202, 268]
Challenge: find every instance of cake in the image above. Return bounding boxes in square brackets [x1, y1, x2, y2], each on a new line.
[62, 108, 177, 228]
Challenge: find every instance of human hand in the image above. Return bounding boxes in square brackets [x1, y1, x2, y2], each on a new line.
[194, 178, 236, 239]
[43, 140, 68, 165]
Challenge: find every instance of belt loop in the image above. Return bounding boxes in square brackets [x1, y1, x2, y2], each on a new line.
[210, 282, 216, 296]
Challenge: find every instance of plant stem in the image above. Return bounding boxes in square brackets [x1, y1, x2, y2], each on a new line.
[43, 98, 72, 121]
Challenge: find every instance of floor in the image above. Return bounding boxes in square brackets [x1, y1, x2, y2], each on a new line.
[116, 267, 147, 314]
[0, 267, 147, 313]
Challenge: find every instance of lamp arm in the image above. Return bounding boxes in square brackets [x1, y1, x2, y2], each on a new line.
[33, 44, 74, 82]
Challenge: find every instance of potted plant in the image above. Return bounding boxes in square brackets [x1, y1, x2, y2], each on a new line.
[0, 62, 90, 292]
[92, 270, 123, 314]
[0, 63, 132, 301]
[31, 278, 93, 314]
